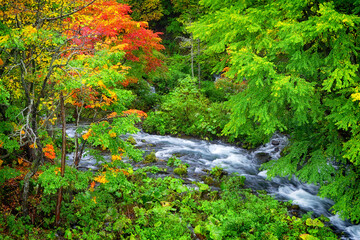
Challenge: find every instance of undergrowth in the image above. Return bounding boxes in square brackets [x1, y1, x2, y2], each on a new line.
[0, 160, 339, 240]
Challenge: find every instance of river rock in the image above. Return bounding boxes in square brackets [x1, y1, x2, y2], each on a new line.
[271, 140, 280, 146]
[255, 152, 271, 163]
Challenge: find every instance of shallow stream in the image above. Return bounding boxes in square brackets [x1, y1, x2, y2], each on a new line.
[66, 126, 360, 239]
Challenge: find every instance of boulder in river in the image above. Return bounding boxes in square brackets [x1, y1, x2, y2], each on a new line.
[255, 152, 271, 163]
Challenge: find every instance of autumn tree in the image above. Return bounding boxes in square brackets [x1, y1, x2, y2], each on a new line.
[190, 0, 360, 222]
[0, 0, 164, 218]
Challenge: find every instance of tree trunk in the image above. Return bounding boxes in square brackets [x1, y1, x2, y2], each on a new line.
[22, 100, 43, 217]
[197, 38, 201, 86]
[22, 149, 42, 216]
[55, 91, 66, 225]
[191, 34, 195, 79]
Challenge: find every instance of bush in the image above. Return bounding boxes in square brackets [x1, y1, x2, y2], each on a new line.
[143, 77, 230, 139]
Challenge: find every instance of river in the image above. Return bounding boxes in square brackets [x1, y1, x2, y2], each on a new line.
[66, 126, 360, 239]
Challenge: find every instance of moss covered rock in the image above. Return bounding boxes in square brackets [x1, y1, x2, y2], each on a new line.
[126, 136, 137, 145]
[144, 151, 157, 163]
[174, 167, 187, 176]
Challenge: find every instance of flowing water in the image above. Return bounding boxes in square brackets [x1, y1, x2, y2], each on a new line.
[66, 126, 360, 239]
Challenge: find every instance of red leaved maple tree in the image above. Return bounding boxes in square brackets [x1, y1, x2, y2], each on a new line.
[67, 0, 164, 73]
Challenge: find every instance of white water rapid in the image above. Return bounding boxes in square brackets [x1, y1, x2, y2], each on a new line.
[65, 125, 360, 239]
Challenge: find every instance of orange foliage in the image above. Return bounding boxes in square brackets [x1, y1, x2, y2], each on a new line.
[67, 0, 164, 72]
[107, 112, 117, 118]
[89, 181, 96, 192]
[121, 77, 138, 87]
[82, 129, 93, 140]
[43, 144, 55, 160]
[122, 109, 147, 118]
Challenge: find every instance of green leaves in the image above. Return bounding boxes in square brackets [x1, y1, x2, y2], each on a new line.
[191, 0, 360, 221]
[38, 165, 93, 195]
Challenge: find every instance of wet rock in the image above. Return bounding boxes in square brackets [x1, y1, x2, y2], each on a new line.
[271, 140, 280, 146]
[255, 152, 271, 163]
[141, 139, 146, 143]
[291, 204, 300, 210]
[274, 147, 279, 153]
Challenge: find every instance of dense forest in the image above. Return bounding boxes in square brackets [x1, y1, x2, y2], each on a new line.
[1, 0, 360, 239]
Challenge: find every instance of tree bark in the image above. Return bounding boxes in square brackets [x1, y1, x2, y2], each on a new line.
[55, 91, 66, 226]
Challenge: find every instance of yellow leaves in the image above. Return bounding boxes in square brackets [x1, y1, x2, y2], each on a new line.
[109, 131, 117, 138]
[102, 95, 114, 106]
[23, 25, 37, 36]
[49, 117, 57, 125]
[17, 157, 23, 165]
[0, 159, 3, 167]
[82, 129, 93, 140]
[92, 196, 97, 204]
[160, 201, 172, 207]
[2, 76, 22, 100]
[108, 90, 117, 100]
[299, 234, 318, 240]
[110, 44, 128, 52]
[0, 35, 9, 45]
[0, 141, 3, 148]
[351, 92, 360, 102]
[111, 155, 122, 161]
[94, 174, 109, 183]
[0, 58, 3, 65]
[98, 80, 106, 88]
